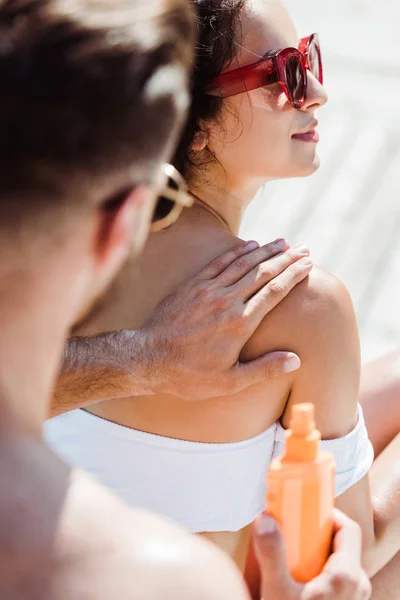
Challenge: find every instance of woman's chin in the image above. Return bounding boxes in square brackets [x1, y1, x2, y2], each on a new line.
[254, 153, 322, 181]
[292, 153, 321, 178]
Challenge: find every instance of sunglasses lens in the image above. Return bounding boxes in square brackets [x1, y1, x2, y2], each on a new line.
[152, 166, 180, 225]
[309, 41, 322, 83]
[151, 164, 193, 229]
[285, 55, 305, 105]
[152, 197, 175, 223]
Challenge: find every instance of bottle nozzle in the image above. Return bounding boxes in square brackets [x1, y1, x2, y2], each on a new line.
[283, 404, 320, 461]
[290, 403, 316, 436]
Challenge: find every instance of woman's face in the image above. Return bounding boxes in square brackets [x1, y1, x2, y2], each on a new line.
[207, 0, 328, 185]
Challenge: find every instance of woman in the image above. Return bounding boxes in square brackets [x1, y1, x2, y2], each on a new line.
[46, 0, 400, 586]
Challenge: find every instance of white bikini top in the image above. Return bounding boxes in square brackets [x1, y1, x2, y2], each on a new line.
[44, 405, 373, 533]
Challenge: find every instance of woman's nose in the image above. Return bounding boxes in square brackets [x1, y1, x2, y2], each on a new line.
[301, 71, 328, 111]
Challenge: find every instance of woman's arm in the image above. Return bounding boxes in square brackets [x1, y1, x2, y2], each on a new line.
[242, 267, 379, 572]
[368, 434, 400, 577]
[277, 269, 377, 566]
[360, 351, 400, 457]
[360, 353, 400, 575]
[279, 278, 400, 576]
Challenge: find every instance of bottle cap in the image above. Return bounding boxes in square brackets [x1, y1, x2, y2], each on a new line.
[284, 403, 320, 461]
[290, 403, 316, 436]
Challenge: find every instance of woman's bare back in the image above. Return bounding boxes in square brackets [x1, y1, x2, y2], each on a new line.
[74, 205, 294, 569]
[77, 206, 292, 444]
[72, 202, 362, 571]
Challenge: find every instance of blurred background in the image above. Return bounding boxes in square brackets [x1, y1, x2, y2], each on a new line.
[240, 0, 400, 363]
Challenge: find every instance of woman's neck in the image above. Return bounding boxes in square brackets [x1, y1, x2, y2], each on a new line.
[189, 169, 265, 236]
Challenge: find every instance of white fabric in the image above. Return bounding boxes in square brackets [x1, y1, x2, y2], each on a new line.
[44, 404, 373, 532]
[273, 404, 374, 497]
[45, 409, 277, 532]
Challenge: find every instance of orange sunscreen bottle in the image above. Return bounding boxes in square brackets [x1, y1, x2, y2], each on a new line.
[266, 403, 335, 583]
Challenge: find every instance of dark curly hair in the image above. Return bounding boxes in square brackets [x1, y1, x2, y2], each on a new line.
[173, 0, 245, 184]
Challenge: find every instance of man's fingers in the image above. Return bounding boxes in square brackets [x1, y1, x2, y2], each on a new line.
[253, 514, 299, 600]
[232, 245, 310, 301]
[197, 241, 260, 280]
[215, 239, 292, 287]
[244, 257, 313, 332]
[328, 509, 363, 564]
[233, 352, 301, 392]
[307, 556, 371, 600]
[304, 510, 369, 600]
[254, 511, 370, 600]
[202, 238, 290, 287]
[312, 557, 371, 600]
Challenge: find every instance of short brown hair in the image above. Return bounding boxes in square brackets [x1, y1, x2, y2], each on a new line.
[0, 0, 194, 217]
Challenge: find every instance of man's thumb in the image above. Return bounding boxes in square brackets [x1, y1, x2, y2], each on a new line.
[252, 513, 295, 599]
[238, 352, 301, 390]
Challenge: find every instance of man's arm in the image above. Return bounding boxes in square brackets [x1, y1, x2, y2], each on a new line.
[51, 240, 312, 417]
[51, 330, 151, 417]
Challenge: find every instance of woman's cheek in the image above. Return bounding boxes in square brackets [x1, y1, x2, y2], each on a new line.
[249, 112, 296, 178]
[249, 86, 287, 112]
[208, 90, 295, 178]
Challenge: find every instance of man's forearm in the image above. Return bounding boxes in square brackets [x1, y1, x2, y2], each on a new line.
[50, 330, 154, 418]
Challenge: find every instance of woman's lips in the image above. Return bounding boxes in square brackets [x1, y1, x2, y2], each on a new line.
[292, 130, 319, 143]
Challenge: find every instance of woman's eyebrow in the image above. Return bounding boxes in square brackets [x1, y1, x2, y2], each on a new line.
[233, 41, 276, 62]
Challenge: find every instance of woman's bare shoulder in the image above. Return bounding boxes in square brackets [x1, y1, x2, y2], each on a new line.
[241, 265, 361, 436]
[74, 215, 241, 335]
[241, 265, 357, 364]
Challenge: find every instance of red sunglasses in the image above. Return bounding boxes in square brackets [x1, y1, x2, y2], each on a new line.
[206, 33, 323, 109]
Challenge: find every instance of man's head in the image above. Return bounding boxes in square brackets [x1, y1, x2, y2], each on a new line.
[0, 0, 194, 323]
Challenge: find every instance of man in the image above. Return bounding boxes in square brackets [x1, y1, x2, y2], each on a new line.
[0, 0, 370, 598]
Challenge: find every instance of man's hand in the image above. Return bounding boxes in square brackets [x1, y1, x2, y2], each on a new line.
[137, 239, 312, 399]
[252, 510, 372, 600]
[52, 239, 312, 416]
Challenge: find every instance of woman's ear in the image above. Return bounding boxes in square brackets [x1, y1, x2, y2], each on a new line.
[191, 129, 209, 152]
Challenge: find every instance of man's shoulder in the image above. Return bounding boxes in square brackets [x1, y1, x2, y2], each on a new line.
[54, 468, 248, 600]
